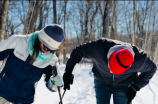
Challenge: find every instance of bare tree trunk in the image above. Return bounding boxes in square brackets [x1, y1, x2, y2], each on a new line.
[63, 0, 68, 64]
[90, 1, 99, 40]
[113, 1, 117, 40]
[80, 2, 84, 43]
[139, 1, 148, 48]
[144, 1, 152, 51]
[154, 42, 158, 64]
[37, 5, 43, 30]
[0, 0, 9, 41]
[148, 14, 155, 58]
[0, 0, 2, 29]
[124, 1, 130, 42]
[53, 0, 57, 24]
[110, 1, 114, 39]
[28, 0, 43, 34]
[102, 0, 109, 38]
[22, 1, 33, 35]
[132, 0, 136, 45]
[84, 1, 91, 43]
[148, 2, 154, 58]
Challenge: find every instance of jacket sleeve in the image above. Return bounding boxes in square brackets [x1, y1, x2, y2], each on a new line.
[134, 57, 157, 89]
[66, 40, 99, 72]
[0, 35, 17, 61]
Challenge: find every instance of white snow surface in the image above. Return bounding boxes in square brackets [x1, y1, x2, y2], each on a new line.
[33, 64, 158, 104]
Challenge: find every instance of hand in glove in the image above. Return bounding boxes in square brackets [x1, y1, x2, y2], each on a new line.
[126, 84, 140, 104]
[50, 74, 63, 86]
[47, 74, 63, 92]
[63, 71, 74, 90]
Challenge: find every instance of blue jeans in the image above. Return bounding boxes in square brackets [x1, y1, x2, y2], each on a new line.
[94, 78, 128, 104]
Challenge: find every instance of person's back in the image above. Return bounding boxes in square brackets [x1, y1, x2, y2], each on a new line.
[63, 38, 157, 104]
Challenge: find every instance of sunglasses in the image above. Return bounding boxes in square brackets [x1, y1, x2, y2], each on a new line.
[43, 45, 56, 53]
[40, 42, 56, 54]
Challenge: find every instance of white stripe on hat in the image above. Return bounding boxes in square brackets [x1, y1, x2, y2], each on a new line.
[38, 29, 61, 50]
[107, 45, 135, 59]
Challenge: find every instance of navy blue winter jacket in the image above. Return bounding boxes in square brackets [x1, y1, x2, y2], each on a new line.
[0, 35, 59, 103]
[66, 38, 157, 89]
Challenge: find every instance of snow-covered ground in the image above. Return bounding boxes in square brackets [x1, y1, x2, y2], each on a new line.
[33, 64, 158, 104]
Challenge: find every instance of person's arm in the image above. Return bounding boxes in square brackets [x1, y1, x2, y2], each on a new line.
[64, 39, 103, 90]
[66, 40, 100, 73]
[43, 62, 63, 92]
[133, 56, 157, 89]
[126, 55, 157, 104]
[0, 35, 18, 60]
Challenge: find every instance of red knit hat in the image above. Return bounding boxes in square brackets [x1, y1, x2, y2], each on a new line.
[108, 49, 134, 74]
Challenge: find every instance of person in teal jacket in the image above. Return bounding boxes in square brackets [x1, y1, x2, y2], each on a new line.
[0, 24, 64, 104]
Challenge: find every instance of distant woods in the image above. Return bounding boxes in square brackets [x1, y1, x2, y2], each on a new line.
[0, 0, 158, 64]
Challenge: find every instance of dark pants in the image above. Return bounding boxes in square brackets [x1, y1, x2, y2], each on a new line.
[94, 78, 128, 104]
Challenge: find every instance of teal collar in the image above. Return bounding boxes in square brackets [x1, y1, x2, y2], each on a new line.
[28, 31, 53, 61]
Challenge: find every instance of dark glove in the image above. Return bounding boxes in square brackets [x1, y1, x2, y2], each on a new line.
[126, 84, 140, 104]
[63, 71, 74, 90]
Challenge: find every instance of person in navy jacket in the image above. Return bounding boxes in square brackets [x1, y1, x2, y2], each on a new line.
[0, 24, 64, 104]
[63, 38, 157, 104]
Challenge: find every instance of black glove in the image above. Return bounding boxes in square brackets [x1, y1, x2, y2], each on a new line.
[126, 84, 140, 104]
[63, 71, 74, 90]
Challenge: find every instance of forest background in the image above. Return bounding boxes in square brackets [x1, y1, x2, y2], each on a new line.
[0, 0, 158, 65]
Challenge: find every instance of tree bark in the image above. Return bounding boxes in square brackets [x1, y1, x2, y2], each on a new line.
[22, 1, 33, 35]
[89, 1, 99, 40]
[0, 0, 9, 41]
[102, 0, 109, 38]
[132, 0, 136, 45]
[84, 1, 91, 43]
[124, 1, 130, 42]
[147, 1, 154, 58]
[37, 6, 43, 30]
[28, 0, 43, 34]
[113, 1, 117, 40]
[63, 0, 68, 64]
[144, 1, 152, 51]
[53, 0, 57, 24]
[0, 0, 2, 29]
[110, 1, 114, 39]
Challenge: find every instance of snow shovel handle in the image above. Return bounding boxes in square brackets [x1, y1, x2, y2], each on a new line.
[59, 90, 66, 104]
[52, 66, 63, 104]
[58, 86, 63, 104]
[61, 90, 66, 99]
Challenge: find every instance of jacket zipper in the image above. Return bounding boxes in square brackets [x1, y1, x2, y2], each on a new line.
[113, 73, 114, 81]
